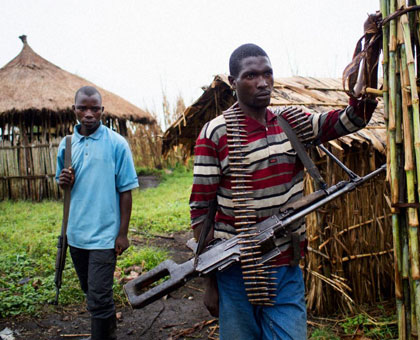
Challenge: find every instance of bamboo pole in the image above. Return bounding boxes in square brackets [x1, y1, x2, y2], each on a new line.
[382, 0, 420, 338]
[384, 0, 405, 338]
[400, 11, 420, 339]
[400, 46, 417, 338]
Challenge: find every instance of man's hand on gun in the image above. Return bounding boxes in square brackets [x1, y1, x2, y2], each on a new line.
[193, 223, 219, 317]
[58, 167, 75, 188]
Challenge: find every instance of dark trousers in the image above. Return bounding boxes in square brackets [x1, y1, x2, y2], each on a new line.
[69, 246, 117, 319]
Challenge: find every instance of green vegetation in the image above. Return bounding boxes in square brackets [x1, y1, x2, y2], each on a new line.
[131, 166, 192, 234]
[339, 311, 398, 339]
[0, 167, 192, 317]
[135, 166, 163, 177]
[309, 327, 339, 340]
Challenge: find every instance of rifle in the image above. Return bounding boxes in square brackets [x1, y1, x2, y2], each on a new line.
[124, 144, 386, 309]
[53, 135, 72, 305]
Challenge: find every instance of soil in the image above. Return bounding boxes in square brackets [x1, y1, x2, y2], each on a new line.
[0, 232, 218, 340]
[0, 231, 385, 340]
[137, 175, 161, 190]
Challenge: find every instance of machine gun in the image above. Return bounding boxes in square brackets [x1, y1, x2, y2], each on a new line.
[124, 143, 386, 309]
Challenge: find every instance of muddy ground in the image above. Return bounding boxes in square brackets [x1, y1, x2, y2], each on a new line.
[0, 232, 219, 340]
[0, 231, 383, 340]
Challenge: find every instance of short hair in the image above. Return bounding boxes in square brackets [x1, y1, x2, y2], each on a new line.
[229, 44, 269, 78]
[74, 86, 102, 103]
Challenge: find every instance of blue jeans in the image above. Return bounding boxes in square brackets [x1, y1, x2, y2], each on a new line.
[216, 264, 307, 340]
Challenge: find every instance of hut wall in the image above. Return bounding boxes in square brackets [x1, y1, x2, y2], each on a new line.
[0, 138, 61, 200]
[0, 112, 137, 201]
[305, 144, 393, 315]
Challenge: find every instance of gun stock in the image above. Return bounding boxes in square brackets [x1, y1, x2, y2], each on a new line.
[124, 259, 196, 308]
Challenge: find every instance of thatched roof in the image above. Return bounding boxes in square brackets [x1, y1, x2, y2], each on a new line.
[162, 74, 386, 156]
[0, 36, 154, 124]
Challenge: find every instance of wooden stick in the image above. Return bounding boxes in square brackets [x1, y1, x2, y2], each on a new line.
[60, 334, 90, 338]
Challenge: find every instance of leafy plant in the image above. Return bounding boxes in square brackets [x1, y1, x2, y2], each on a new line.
[310, 327, 340, 340]
[340, 313, 397, 339]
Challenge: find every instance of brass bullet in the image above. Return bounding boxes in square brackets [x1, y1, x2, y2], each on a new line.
[233, 198, 252, 202]
[247, 292, 269, 297]
[245, 287, 267, 291]
[243, 276, 268, 280]
[241, 256, 262, 262]
[235, 215, 257, 220]
[232, 192, 253, 196]
[236, 227, 257, 232]
[249, 298, 270, 303]
[231, 174, 252, 178]
[244, 281, 268, 285]
[230, 168, 250, 173]
[242, 270, 264, 275]
[235, 222, 255, 227]
[240, 252, 262, 257]
[240, 245, 260, 251]
[241, 263, 263, 269]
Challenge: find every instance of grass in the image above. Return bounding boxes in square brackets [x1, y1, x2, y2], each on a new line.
[0, 166, 399, 340]
[131, 165, 192, 234]
[0, 166, 193, 317]
[339, 310, 398, 339]
[309, 327, 340, 340]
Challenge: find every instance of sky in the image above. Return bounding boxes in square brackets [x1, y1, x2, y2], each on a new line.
[1, 0, 379, 128]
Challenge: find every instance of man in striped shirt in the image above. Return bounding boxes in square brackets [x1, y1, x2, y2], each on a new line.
[190, 43, 377, 340]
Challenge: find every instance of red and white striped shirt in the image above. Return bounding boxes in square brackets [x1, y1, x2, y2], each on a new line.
[190, 98, 376, 266]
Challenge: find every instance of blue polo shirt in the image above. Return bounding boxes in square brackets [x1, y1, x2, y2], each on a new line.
[56, 123, 139, 249]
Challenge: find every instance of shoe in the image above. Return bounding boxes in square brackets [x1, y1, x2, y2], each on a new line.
[91, 315, 117, 340]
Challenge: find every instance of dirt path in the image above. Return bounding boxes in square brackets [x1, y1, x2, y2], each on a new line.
[0, 231, 390, 339]
[0, 232, 217, 340]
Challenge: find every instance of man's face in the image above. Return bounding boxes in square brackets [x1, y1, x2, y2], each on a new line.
[230, 55, 274, 110]
[73, 93, 103, 134]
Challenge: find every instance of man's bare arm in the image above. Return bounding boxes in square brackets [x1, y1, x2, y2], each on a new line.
[115, 190, 132, 255]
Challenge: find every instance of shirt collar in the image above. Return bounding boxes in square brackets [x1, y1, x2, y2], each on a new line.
[73, 122, 104, 141]
[244, 108, 276, 133]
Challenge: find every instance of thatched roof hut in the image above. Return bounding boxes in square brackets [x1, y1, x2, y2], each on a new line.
[163, 75, 392, 315]
[0, 35, 154, 137]
[0, 36, 154, 200]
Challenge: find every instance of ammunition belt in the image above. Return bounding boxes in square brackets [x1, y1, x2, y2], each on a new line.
[223, 103, 277, 306]
[223, 104, 316, 306]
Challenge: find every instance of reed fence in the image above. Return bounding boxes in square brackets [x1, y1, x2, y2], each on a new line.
[305, 144, 393, 315]
[0, 138, 61, 200]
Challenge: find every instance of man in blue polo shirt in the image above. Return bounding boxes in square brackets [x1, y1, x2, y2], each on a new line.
[56, 86, 139, 340]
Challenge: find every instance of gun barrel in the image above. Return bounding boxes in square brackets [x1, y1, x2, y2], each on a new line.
[271, 164, 386, 234]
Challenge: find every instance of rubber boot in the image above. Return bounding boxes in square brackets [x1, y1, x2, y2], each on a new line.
[91, 315, 117, 340]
